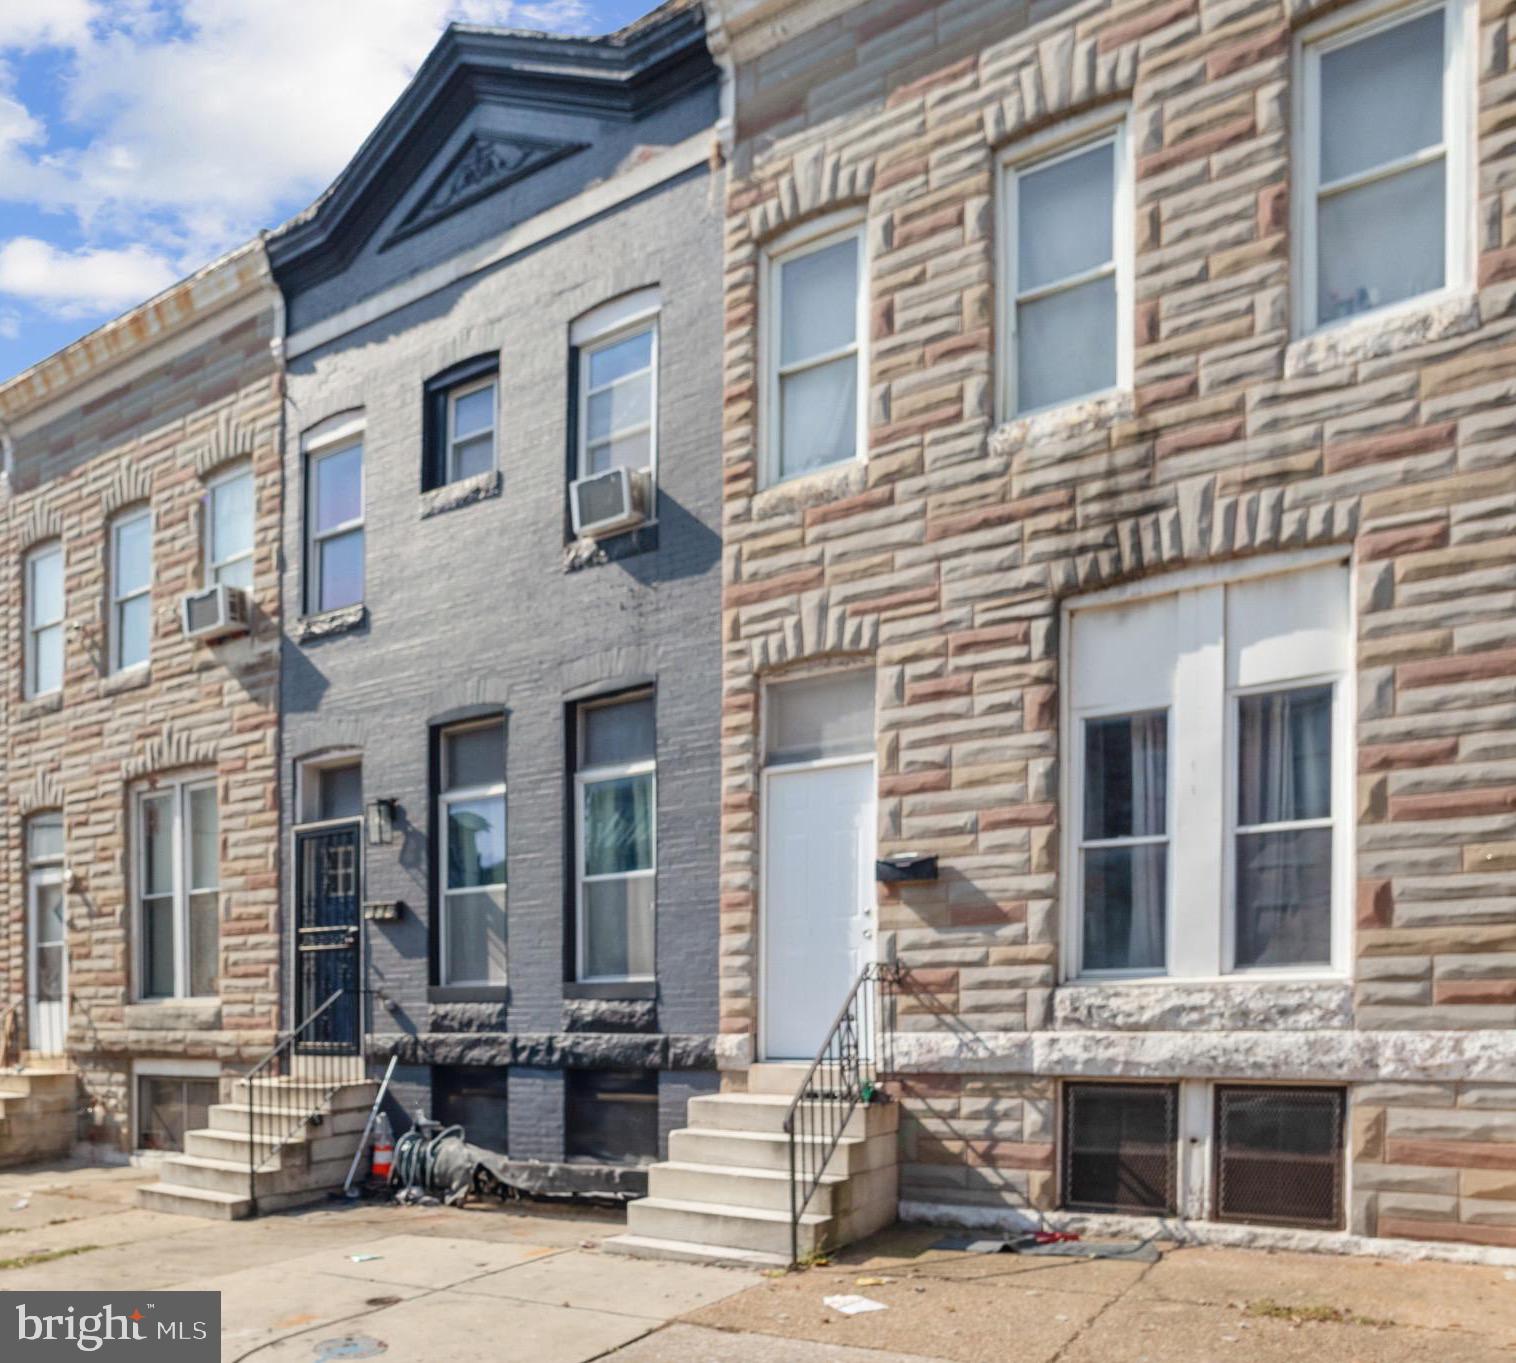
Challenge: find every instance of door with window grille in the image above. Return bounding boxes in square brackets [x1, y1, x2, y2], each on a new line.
[294, 825, 362, 1053]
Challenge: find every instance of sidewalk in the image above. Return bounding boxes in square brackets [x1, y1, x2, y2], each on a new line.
[2, 1163, 1514, 1362]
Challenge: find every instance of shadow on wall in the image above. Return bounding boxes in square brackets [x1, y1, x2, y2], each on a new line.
[631, 490, 720, 586]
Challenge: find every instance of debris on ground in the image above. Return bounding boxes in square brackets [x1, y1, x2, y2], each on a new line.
[854, 1275, 893, 1286]
[823, 1294, 888, 1315]
[348, 1253, 383, 1263]
[10, 1199, 28, 1211]
[929, 1230, 1160, 1262]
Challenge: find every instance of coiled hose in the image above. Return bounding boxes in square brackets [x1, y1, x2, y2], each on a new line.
[390, 1124, 465, 1200]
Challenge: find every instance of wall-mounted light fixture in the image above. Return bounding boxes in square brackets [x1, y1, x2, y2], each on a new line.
[365, 796, 398, 847]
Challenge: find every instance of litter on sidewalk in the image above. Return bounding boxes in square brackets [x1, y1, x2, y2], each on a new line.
[930, 1231, 1161, 1263]
[823, 1294, 889, 1315]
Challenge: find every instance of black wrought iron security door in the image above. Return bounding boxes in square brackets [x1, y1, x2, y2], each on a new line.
[294, 825, 362, 1053]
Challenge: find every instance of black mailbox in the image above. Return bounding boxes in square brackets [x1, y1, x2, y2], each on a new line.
[875, 853, 938, 883]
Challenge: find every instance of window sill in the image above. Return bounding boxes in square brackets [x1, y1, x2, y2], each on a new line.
[19, 692, 63, 719]
[1053, 977, 1353, 1033]
[563, 980, 658, 1001]
[123, 999, 223, 1030]
[752, 458, 866, 523]
[420, 469, 501, 520]
[564, 520, 659, 572]
[428, 985, 509, 1004]
[988, 388, 1133, 462]
[1285, 291, 1480, 380]
[294, 603, 367, 643]
[102, 666, 152, 697]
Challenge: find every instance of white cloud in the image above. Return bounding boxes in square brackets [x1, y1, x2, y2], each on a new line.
[0, 0, 94, 49]
[0, 236, 178, 316]
[0, 309, 19, 340]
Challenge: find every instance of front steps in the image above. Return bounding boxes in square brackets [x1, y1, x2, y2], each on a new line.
[137, 1076, 377, 1220]
[0, 1062, 78, 1168]
[606, 1063, 899, 1267]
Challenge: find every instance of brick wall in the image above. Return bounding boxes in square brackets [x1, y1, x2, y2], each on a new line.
[714, 0, 1516, 1248]
[0, 251, 282, 1150]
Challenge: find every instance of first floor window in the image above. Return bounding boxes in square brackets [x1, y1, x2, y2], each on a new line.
[576, 693, 656, 981]
[110, 507, 152, 672]
[138, 777, 219, 999]
[207, 464, 254, 590]
[1300, 0, 1468, 330]
[1068, 559, 1349, 978]
[439, 721, 507, 985]
[307, 434, 364, 613]
[25, 542, 64, 698]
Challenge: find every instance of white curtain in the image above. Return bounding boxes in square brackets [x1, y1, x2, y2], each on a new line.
[1124, 713, 1167, 968]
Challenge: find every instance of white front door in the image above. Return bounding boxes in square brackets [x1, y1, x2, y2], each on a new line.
[762, 758, 876, 1060]
[28, 873, 66, 1055]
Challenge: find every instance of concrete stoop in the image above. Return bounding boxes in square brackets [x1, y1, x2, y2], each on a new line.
[606, 1063, 899, 1267]
[136, 1077, 378, 1220]
[0, 1063, 79, 1169]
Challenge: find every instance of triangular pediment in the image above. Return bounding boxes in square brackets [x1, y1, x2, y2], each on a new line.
[385, 131, 585, 247]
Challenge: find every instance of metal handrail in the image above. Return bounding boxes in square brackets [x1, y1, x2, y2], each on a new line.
[781, 961, 902, 1265]
[238, 988, 363, 1212]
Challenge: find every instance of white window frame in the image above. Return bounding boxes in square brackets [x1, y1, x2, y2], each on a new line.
[132, 1057, 221, 1152]
[304, 417, 365, 616]
[24, 541, 64, 699]
[132, 773, 219, 1001]
[204, 462, 254, 589]
[1293, 0, 1475, 337]
[574, 693, 657, 984]
[444, 374, 498, 484]
[572, 288, 660, 490]
[109, 506, 152, 674]
[760, 213, 868, 489]
[438, 719, 507, 987]
[997, 105, 1133, 420]
[1061, 550, 1354, 984]
[26, 812, 66, 1037]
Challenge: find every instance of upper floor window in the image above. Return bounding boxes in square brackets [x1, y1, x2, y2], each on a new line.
[572, 289, 660, 482]
[575, 692, 656, 982]
[1001, 116, 1130, 415]
[438, 719, 507, 986]
[110, 507, 152, 673]
[1066, 559, 1350, 981]
[24, 542, 63, 698]
[422, 357, 498, 492]
[1297, 0, 1471, 332]
[306, 426, 364, 615]
[206, 464, 254, 590]
[136, 775, 219, 1000]
[764, 221, 864, 486]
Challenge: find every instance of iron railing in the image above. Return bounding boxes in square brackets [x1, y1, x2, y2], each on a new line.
[782, 961, 902, 1265]
[235, 988, 366, 1212]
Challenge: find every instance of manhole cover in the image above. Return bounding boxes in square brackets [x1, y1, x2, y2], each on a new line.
[314, 1337, 388, 1361]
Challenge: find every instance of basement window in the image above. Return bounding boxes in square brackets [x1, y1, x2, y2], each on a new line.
[432, 1065, 508, 1155]
[138, 1073, 219, 1153]
[1062, 1082, 1178, 1215]
[565, 1070, 658, 1165]
[1214, 1085, 1345, 1229]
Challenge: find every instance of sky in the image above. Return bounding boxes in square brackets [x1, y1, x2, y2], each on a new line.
[0, 0, 653, 381]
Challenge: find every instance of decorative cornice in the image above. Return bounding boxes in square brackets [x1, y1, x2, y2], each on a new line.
[123, 729, 219, 782]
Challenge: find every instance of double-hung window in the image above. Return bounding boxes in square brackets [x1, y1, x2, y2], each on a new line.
[1067, 559, 1350, 979]
[574, 289, 659, 480]
[445, 377, 497, 484]
[307, 431, 364, 614]
[765, 222, 865, 484]
[1297, 0, 1471, 331]
[206, 464, 254, 590]
[575, 693, 656, 981]
[110, 508, 152, 672]
[1001, 117, 1130, 415]
[438, 720, 507, 985]
[137, 776, 219, 999]
[24, 542, 64, 698]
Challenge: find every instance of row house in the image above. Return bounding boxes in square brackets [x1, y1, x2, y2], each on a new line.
[0, 244, 284, 1162]
[640, 0, 1516, 1260]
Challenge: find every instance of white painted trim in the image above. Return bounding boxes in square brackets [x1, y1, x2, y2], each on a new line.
[1292, 0, 1475, 338]
[108, 506, 153, 675]
[575, 313, 660, 495]
[305, 434, 364, 616]
[131, 1057, 222, 1153]
[26, 865, 66, 1056]
[1066, 545, 1349, 612]
[203, 461, 254, 590]
[438, 719, 508, 987]
[570, 287, 661, 347]
[131, 772, 218, 1002]
[23, 540, 63, 700]
[284, 133, 711, 361]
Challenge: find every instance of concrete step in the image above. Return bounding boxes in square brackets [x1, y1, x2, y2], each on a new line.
[230, 1078, 377, 1113]
[745, 1064, 811, 1097]
[686, 1093, 897, 1139]
[0, 1070, 77, 1098]
[136, 1183, 251, 1221]
[602, 1233, 788, 1269]
[185, 1127, 305, 1167]
[159, 1152, 355, 1199]
[627, 1195, 830, 1258]
[668, 1126, 895, 1176]
[207, 1102, 368, 1137]
[649, 1160, 844, 1214]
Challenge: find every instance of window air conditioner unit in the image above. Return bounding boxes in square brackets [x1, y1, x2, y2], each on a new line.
[570, 467, 650, 539]
[180, 583, 250, 641]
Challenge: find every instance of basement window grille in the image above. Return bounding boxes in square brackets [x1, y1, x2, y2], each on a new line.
[1062, 1082, 1178, 1215]
[1214, 1085, 1345, 1229]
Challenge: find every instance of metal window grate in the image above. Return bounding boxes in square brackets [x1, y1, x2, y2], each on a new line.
[1214, 1085, 1344, 1229]
[1062, 1082, 1178, 1215]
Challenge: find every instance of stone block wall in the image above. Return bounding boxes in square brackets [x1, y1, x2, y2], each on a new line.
[0, 247, 283, 1151]
[712, 0, 1516, 1248]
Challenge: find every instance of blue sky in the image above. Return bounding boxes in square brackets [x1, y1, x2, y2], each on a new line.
[0, 0, 652, 381]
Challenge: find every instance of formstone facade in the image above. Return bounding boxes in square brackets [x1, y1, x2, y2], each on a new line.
[0, 243, 284, 1154]
[708, 0, 1516, 1253]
